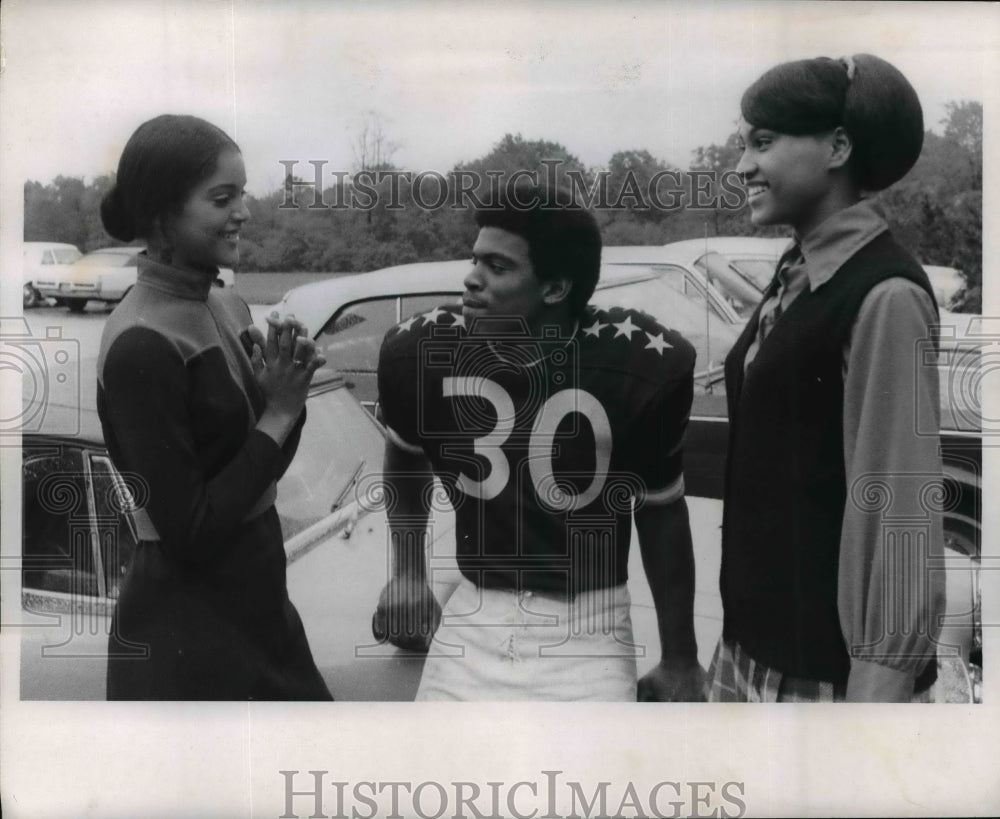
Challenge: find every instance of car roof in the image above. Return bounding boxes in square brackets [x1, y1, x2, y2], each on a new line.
[24, 242, 81, 249]
[279, 259, 659, 336]
[81, 246, 145, 256]
[22, 403, 106, 447]
[605, 237, 793, 267]
[665, 236, 793, 258]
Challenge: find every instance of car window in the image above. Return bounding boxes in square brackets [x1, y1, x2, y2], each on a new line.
[317, 298, 398, 376]
[694, 253, 764, 321]
[728, 257, 777, 291]
[80, 252, 134, 267]
[22, 447, 99, 597]
[41, 250, 55, 265]
[276, 382, 386, 540]
[52, 248, 83, 265]
[89, 456, 138, 599]
[643, 264, 731, 321]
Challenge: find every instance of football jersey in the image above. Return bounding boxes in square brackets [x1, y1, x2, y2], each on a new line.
[377, 304, 695, 595]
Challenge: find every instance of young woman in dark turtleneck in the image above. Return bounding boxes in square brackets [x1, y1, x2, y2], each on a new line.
[98, 114, 332, 700]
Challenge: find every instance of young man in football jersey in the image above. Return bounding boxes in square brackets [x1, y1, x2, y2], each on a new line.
[372, 180, 705, 701]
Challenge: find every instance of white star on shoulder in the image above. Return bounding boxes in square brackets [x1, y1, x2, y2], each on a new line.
[613, 316, 641, 339]
[423, 306, 448, 324]
[397, 315, 421, 333]
[449, 312, 466, 329]
[644, 331, 673, 354]
[582, 320, 607, 337]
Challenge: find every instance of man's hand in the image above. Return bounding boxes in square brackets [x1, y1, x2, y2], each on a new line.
[637, 656, 707, 702]
[372, 575, 442, 653]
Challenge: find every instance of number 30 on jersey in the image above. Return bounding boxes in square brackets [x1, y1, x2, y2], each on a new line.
[442, 376, 612, 512]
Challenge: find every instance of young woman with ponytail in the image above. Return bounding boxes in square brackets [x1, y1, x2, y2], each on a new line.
[98, 115, 332, 700]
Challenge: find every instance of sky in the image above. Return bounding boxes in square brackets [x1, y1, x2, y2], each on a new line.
[1, 0, 995, 197]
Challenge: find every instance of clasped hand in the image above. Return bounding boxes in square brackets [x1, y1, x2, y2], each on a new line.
[246, 312, 326, 416]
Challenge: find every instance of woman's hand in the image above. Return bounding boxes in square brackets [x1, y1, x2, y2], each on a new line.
[249, 312, 326, 444]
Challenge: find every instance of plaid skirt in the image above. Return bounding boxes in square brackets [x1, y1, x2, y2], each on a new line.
[704, 638, 934, 703]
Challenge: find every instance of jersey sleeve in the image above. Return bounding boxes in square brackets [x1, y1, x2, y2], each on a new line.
[376, 326, 425, 454]
[623, 316, 695, 506]
[99, 326, 285, 562]
[630, 366, 693, 505]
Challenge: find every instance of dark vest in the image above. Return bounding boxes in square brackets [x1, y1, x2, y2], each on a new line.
[721, 230, 937, 685]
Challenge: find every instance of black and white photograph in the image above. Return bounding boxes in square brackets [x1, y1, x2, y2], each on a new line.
[1, 0, 996, 816]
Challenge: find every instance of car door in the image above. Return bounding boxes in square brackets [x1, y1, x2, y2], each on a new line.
[20, 442, 141, 700]
[315, 292, 460, 411]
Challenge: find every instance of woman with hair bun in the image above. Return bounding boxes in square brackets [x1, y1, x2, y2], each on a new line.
[708, 55, 946, 702]
[98, 114, 332, 700]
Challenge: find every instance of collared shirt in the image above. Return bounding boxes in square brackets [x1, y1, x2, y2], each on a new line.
[739, 200, 944, 700]
[744, 245, 806, 366]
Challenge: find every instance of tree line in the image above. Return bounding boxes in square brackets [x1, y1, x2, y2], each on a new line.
[24, 101, 982, 311]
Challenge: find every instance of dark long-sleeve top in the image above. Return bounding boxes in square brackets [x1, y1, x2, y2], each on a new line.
[96, 254, 329, 700]
[98, 256, 301, 557]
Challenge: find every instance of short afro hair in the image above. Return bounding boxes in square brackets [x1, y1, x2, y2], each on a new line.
[474, 178, 602, 317]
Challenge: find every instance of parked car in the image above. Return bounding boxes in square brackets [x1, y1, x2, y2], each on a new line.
[20, 370, 388, 700]
[604, 238, 792, 323]
[21, 256, 982, 701]
[22, 242, 83, 308]
[657, 236, 793, 290]
[268, 259, 742, 412]
[641, 236, 969, 317]
[34, 246, 234, 312]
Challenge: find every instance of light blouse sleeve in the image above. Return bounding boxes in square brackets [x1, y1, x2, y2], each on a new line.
[839, 278, 947, 701]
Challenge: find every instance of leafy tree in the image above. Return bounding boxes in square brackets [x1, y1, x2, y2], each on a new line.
[455, 133, 589, 196]
[24, 176, 88, 248]
[21, 100, 981, 294]
[875, 101, 982, 310]
[602, 149, 675, 223]
[942, 100, 982, 188]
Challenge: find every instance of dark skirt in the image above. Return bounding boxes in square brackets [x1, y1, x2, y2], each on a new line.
[106, 509, 332, 701]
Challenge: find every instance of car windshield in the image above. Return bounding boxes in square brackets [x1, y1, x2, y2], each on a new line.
[78, 252, 135, 267]
[693, 252, 764, 321]
[52, 248, 83, 264]
[275, 378, 386, 540]
[727, 257, 776, 291]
